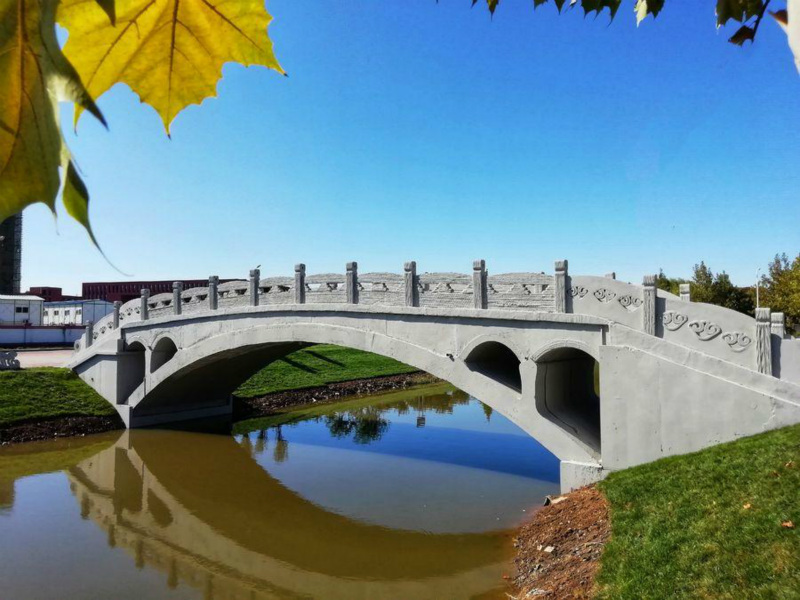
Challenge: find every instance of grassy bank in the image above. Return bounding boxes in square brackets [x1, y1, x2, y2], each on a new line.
[0, 346, 421, 435]
[0, 368, 116, 428]
[234, 344, 419, 398]
[596, 424, 800, 599]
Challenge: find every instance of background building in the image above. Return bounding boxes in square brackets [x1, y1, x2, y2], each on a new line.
[26, 286, 82, 303]
[43, 300, 114, 326]
[82, 279, 234, 303]
[0, 294, 43, 325]
[0, 214, 22, 295]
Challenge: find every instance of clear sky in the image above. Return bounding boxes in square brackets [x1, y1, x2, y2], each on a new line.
[23, 1, 800, 294]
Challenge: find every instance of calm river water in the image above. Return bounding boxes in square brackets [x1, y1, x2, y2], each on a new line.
[0, 383, 559, 600]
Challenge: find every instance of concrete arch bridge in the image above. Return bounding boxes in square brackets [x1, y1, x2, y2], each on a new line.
[69, 260, 800, 490]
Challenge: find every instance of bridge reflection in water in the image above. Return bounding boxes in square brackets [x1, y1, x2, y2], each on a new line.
[51, 386, 560, 600]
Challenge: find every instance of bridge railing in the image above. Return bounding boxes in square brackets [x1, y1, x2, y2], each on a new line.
[569, 270, 765, 373]
[74, 260, 782, 378]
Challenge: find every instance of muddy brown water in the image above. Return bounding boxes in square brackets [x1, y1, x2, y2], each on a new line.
[0, 383, 559, 599]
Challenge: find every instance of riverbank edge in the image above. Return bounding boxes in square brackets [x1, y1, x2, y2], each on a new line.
[511, 485, 610, 599]
[0, 371, 441, 446]
[233, 371, 441, 419]
[0, 414, 124, 446]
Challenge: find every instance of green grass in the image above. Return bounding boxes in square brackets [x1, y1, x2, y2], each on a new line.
[0, 368, 117, 427]
[234, 344, 419, 398]
[597, 424, 800, 600]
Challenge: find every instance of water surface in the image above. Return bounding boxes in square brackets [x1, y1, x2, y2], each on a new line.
[0, 383, 559, 599]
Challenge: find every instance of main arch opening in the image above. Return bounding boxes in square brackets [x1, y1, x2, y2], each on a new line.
[464, 341, 522, 392]
[535, 346, 600, 454]
[150, 337, 178, 373]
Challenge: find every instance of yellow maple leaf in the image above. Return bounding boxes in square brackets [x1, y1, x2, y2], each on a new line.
[58, 0, 285, 134]
[0, 0, 104, 224]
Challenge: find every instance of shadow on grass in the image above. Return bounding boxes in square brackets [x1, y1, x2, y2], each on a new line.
[304, 350, 346, 367]
[279, 357, 318, 374]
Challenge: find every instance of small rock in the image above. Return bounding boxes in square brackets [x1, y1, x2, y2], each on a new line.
[544, 546, 555, 553]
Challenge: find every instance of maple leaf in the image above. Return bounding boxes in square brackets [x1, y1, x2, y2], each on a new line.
[58, 0, 285, 134]
[0, 0, 104, 227]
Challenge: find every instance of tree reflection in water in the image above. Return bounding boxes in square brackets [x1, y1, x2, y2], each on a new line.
[324, 407, 390, 444]
[240, 388, 477, 456]
[317, 389, 473, 443]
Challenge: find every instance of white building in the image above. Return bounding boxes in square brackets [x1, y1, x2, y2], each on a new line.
[0, 295, 43, 325]
[43, 300, 114, 326]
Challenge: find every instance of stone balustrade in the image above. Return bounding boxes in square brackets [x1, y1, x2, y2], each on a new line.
[79, 259, 785, 377]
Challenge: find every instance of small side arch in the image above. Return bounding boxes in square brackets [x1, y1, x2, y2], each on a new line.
[150, 336, 179, 373]
[534, 342, 600, 456]
[462, 337, 523, 393]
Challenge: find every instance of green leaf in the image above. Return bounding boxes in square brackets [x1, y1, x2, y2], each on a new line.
[580, 0, 623, 19]
[62, 161, 99, 248]
[728, 24, 755, 45]
[716, 0, 763, 27]
[63, 160, 125, 270]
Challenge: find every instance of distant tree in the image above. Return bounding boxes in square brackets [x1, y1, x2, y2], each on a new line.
[689, 262, 755, 316]
[760, 253, 800, 333]
[691, 262, 716, 304]
[713, 272, 756, 315]
[655, 269, 687, 296]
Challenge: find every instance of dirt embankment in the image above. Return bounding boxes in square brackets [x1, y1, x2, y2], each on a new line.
[233, 372, 440, 418]
[512, 485, 610, 599]
[0, 415, 124, 446]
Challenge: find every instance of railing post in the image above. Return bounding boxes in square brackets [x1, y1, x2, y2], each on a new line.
[771, 312, 786, 339]
[173, 282, 183, 315]
[756, 307, 773, 375]
[554, 260, 568, 313]
[208, 276, 219, 310]
[346, 262, 359, 304]
[140, 289, 150, 321]
[679, 283, 691, 302]
[295, 264, 306, 304]
[85, 321, 94, 347]
[404, 261, 418, 307]
[249, 269, 260, 307]
[642, 275, 656, 335]
[473, 260, 487, 309]
[112, 301, 121, 329]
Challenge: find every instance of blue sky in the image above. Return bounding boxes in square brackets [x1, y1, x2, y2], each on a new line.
[24, 1, 800, 294]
